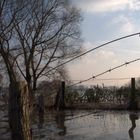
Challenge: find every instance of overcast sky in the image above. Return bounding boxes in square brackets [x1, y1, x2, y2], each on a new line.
[67, 0, 140, 86]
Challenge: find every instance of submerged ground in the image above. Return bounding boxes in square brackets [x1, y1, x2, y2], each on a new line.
[0, 109, 140, 140]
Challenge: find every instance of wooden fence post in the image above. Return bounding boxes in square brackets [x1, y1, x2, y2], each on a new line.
[8, 81, 32, 140]
[38, 94, 44, 114]
[61, 81, 65, 108]
[127, 78, 138, 110]
[131, 78, 135, 101]
[55, 81, 65, 110]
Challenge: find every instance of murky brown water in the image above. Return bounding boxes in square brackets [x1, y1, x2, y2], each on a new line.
[0, 109, 140, 140]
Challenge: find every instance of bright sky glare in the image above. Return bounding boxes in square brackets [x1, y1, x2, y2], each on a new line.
[67, 0, 140, 86]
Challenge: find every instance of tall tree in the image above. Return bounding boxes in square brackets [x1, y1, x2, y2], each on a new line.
[2, 0, 82, 95]
[0, 0, 82, 139]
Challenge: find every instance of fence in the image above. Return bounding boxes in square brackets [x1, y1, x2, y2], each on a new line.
[64, 78, 140, 109]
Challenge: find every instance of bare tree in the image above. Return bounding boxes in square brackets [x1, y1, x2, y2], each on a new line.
[0, 1, 32, 139]
[0, 0, 82, 139]
[0, 0, 29, 83]
[12, 0, 82, 94]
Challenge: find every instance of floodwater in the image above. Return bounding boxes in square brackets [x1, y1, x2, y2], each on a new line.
[0, 109, 140, 140]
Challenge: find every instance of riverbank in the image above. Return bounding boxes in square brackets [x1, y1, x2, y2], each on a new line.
[65, 102, 140, 110]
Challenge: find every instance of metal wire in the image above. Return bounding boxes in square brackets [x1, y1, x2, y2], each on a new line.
[68, 58, 140, 87]
[45, 32, 140, 74]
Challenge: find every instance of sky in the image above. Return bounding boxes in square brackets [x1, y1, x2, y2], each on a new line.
[66, 0, 140, 87]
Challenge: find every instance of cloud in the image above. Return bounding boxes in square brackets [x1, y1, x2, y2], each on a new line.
[67, 41, 120, 81]
[96, 50, 116, 60]
[72, 0, 140, 13]
[110, 15, 135, 34]
[67, 38, 140, 86]
[83, 42, 118, 62]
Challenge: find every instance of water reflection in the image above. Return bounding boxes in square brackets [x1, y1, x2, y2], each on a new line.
[55, 111, 66, 136]
[2, 109, 140, 140]
[38, 112, 44, 129]
[128, 113, 139, 140]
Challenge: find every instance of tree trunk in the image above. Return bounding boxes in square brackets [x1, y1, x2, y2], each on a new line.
[8, 81, 32, 140]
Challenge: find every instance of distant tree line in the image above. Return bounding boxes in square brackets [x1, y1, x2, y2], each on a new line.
[65, 83, 140, 105]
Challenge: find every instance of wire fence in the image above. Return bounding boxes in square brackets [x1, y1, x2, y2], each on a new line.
[45, 32, 140, 74]
[68, 58, 140, 87]
[1, 33, 140, 111]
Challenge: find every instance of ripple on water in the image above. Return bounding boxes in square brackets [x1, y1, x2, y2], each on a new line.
[1, 110, 140, 140]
